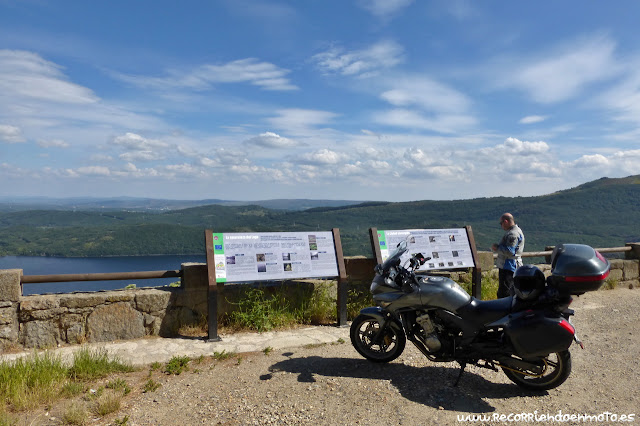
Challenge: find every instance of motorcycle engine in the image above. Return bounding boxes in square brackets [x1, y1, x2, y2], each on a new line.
[416, 313, 442, 352]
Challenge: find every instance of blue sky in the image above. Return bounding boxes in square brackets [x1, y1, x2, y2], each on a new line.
[1, 0, 640, 202]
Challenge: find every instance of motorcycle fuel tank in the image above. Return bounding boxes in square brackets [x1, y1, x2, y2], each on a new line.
[418, 276, 471, 312]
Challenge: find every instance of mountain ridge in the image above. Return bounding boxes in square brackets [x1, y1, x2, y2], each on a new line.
[0, 175, 638, 257]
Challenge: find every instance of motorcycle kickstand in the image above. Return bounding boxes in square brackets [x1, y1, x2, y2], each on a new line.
[453, 361, 466, 387]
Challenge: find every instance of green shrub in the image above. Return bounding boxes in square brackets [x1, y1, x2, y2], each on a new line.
[226, 287, 300, 332]
[164, 356, 190, 375]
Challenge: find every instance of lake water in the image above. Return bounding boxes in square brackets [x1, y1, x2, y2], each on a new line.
[0, 255, 206, 295]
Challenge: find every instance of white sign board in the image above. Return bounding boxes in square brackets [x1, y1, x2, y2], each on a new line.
[377, 228, 475, 271]
[211, 231, 340, 283]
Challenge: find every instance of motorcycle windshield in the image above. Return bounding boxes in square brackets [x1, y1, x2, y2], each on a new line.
[380, 238, 409, 272]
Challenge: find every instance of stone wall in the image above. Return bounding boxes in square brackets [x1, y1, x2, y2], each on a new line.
[1, 252, 638, 351]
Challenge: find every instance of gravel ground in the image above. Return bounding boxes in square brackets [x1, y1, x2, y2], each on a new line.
[21, 288, 640, 425]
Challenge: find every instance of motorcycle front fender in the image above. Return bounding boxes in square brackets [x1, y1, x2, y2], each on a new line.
[358, 306, 404, 333]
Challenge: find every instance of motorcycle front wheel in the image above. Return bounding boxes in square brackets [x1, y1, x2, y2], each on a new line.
[502, 350, 572, 390]
[350, 314, 406, 363]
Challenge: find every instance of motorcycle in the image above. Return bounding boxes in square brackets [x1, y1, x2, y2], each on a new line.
[350, 236, 610, 390]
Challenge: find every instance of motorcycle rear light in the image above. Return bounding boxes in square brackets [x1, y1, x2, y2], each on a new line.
[564, 270, 610, 282]
[559, 319, 575, 335]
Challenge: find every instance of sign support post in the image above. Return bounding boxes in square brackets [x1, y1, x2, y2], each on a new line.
[465, 225, 483, 299]
[205, 229, 221, 342]
[332, 228, 348, 326]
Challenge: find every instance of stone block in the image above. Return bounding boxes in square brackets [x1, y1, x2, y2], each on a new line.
[18, 307, 66, 322]
[87, 302, 144, 342]
[0, 323, 18, 341]
[344, 256, 376, 282]
[20, 296, 60, 311]
[104, 292, 135, 303]
[610, 259, 624, 269]
[608, 268, 623, 282]
[622, 260, 639, 280]
[0, 269, 22, 303]
[182, 263, 208, 291]
[65, 323, 86, 344]
[60, 293, 109, 309]
[0, 306, 17, 325]
[136, 289, 172, 313]
[20, 321, 60, 348]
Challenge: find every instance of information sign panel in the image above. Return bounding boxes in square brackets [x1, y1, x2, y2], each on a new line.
[377, 228, 476, 271]
[211, 231, 340, 283]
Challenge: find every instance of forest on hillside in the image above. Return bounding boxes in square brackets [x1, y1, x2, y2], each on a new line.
[1, 177, 639, 257]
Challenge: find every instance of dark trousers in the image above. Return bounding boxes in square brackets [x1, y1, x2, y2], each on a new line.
[497, 268, 514, 299]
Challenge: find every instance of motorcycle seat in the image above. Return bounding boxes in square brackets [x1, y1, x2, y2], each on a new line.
[457, 296, 513, 326]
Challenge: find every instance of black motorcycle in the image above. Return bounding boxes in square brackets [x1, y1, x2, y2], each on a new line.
[350, 237, 610, 390]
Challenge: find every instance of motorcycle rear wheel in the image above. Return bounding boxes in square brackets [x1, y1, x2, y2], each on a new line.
[350, 314, 406, 363]
[502, 350, 572, 390]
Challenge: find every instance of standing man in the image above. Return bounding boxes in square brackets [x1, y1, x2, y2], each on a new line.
[491, 213, 525, 298]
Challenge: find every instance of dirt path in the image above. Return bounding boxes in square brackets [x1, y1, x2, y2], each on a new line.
[18, 288, 639, 425]
[103, 288, 637, 425]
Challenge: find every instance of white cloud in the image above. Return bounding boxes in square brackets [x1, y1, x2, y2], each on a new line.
[267, 109, 338, 133]
[114, 58, 298, 92]
[0, 124, 26, 143]
[0, 50, 99, 104]
[119, 151, 165, 162]
[494, 34, 620, 103]
[358, 0, 414, 17]
[298, 149, 349, 165]
[312, 40, 404, 77]
[76, 166, 111, 176]
[112, 132, 168, 151]
[373, 109, 476, 134]
[245, 131, 299, 148]
[519, 115, 547, 124]
[380, 76, 471, 113]
[37, 139, 69, 148]
[503, 137, 549, 155]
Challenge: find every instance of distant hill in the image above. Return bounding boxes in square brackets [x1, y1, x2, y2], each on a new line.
[0, 197, 365, 212]
[0, 176, 638, 257]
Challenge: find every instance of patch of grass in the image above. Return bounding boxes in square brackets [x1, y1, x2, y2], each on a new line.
[61, 381, 85, 398]
[149, 362, 162, 371]
[0, 352, 67, 411]
[164, 355, 190, 375]
[114, 415, 130, 425]
[0, 347, 137, 417]
[68, 347, 134, 382]
[93, 392, 121, 416]
[212, 350, 236, 361]
[262, 346, 273, 355]
[106, 378, 131, 395]
[142, 379, 161, 393]
[0, 411, 17, 426]
[604, 277, 618, 290]
[62, 400, 89, 425]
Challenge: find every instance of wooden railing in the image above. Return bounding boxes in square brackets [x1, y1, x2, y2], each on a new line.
[20, 270, 181, 284]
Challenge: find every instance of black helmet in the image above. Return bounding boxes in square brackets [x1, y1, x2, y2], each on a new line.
[513, 265, 546, 301]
